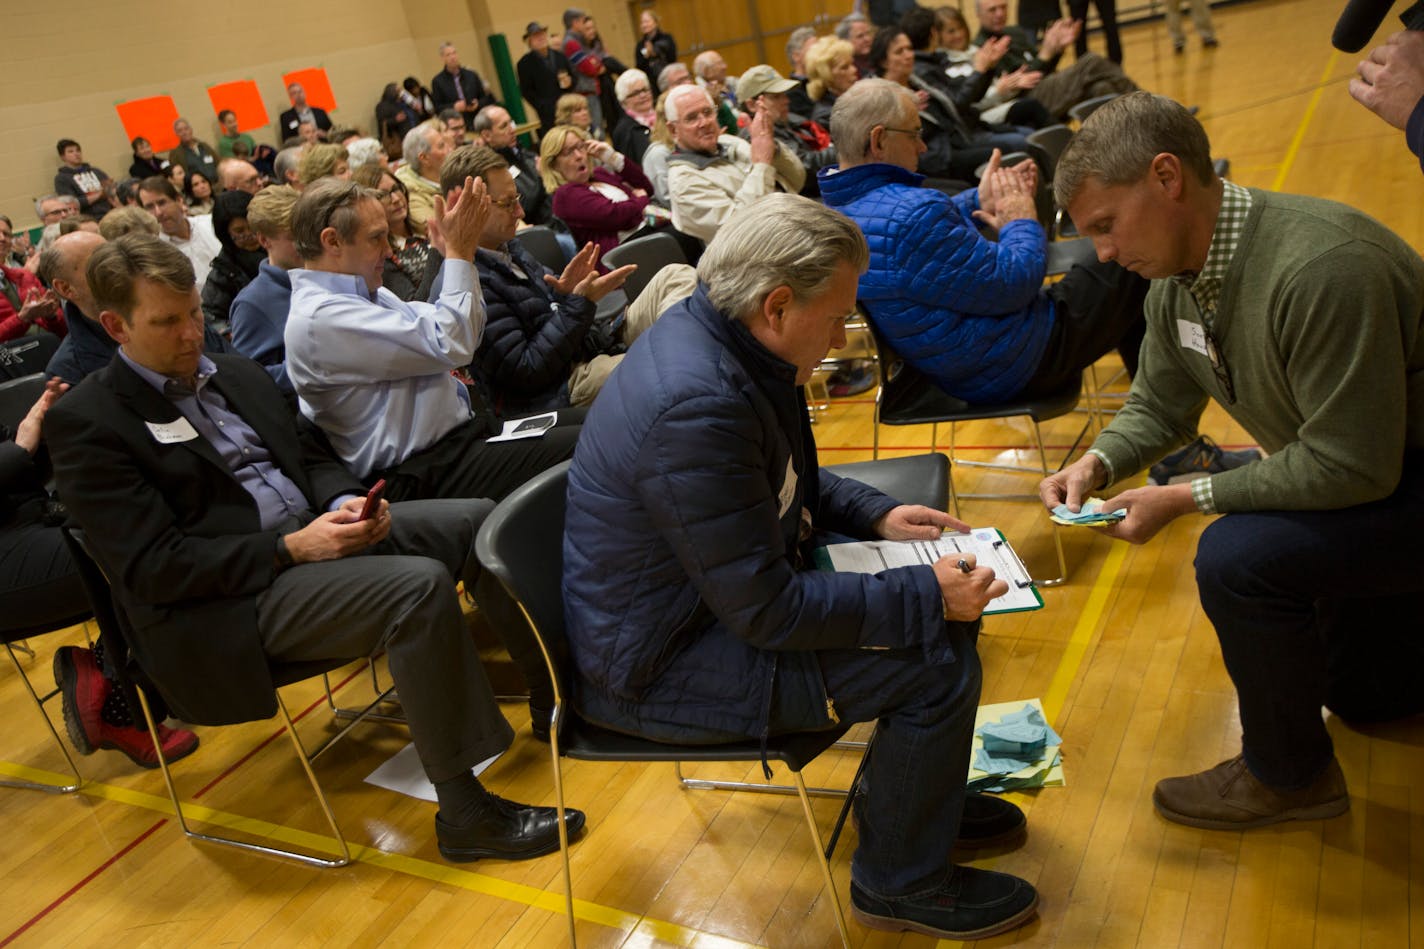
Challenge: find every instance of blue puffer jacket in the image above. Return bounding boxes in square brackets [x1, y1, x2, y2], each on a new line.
[819, 162, 1055, 403]
[472, 239, 620, 415]
[563, 286, 953, 743]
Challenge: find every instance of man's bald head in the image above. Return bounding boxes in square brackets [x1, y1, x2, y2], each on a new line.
[39, 230, 106, 319]
[219, 159, 263, 194]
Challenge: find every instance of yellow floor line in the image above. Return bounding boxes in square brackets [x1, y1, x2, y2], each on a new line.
[0, 759, 763, 949]
[1272, 51, 1340, 191]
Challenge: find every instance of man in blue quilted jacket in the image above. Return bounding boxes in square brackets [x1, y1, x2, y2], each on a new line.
[563, 194, 1039, 941]
[820, 78, 1147, 405]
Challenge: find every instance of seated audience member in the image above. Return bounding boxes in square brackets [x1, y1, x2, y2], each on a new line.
[163, 162, 188, 199]
[278, 82, 333, 141]
[1041, 93, 1423, 830]
[128, 137, 170, 180]
[216, 110, 257, 158]
[805, 36, 860, 127]
[36, 193, 80, 229]
[98, 206, 160, 241]
[0, 216, 64, 342]
[837, 12, 876, 76]
[396, 122, 453, 237]
[184, 172, 215, 216]
[693, 50, 740, 134]
[874, 25, 1040, 183]
[139, 176, 222, 288]
[784, 26, 819, 118]
[376, 83, 414, 149]
[516, 21, 573, 138]
[201, 191, 265, 327]
[440, 108, 469, 146]
[43, 230, 226, 387]
[230, 185, 301, 393]
[635, 10, 678, 78]
[218, 158, 264, 195]
[554, 93, 595, 134]
[284, 178, 583, 505]
[294, 120, 323, 146]
[328, 127, 362, 149]
[2, 376, 201, 769]
[973, 0, 1137, 121]
[937, 5, 1047, 128]
[543, 125, 659, 259]
[473, 106, 559, 229]
[639, 92, 678, 206]
[53, 139, 115, 218]
[47, 234, 583, 862]
[169, 117, 220, 183]
[346, 137, 386, 172]
[284, 178, 585, 734]
[737, 65, 835, 196]
[431, 41, 498, 125]
[114, 178, 145, 209]
[819, 79, 1146, 403]
[401, 77, 435, 121]
[612, 69, 658, 163]
[665, 85, 805, 243]
[438, 145, 642, 412]
[563, 193, 1038, 940]
[298, 143, 351, 187]
[658, 61, 693, 92]
[351, 164, 432, 301]
[59, 216, 100, 237]
[273, 146, 303, 188]
[906, 8, 1050, 132]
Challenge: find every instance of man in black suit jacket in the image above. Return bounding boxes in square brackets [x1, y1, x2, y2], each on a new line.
[516, 22, 572, 136]
[277, 82, 334, 142]
[431, 42, 498, 125]
[46, 234, 584, 863]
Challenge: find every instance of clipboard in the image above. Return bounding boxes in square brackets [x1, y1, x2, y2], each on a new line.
[813, 527, 1044, 615]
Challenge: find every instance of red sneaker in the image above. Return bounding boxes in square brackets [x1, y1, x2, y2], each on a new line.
[97, 720, 199, 769]
[53, 645, 107, 755]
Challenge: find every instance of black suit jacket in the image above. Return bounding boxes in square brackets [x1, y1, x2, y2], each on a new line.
[278, 106, 333, 140]
[431, 67, 496, 115]
[517, 48, 572, 133]
[46, 353, 362, 725]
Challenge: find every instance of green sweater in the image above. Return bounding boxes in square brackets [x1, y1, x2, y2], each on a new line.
[1093, 188, 1424, 513]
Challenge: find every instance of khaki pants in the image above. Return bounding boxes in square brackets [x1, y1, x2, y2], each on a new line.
[567, 264, 699, 406]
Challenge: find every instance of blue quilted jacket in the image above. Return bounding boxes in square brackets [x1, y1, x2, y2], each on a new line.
[819, 162, 1055, 403]
[562, 286, 953, 743]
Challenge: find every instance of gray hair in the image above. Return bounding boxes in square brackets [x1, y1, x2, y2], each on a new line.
[698, 194, 868, 323]
[665, 84, 713, 122]
[658, 62, 691, 92]
[786, 26, 818, 67]
[615, 68, 652, 103]
[830, 78, 914, 167]
[1054, 91, 1216, 208]
[402, 122, 440, 168]
[471, 105, 504, 133]
[346, 137, 384, 171]
[692, 50, 724, 79]
[835, 12, 868, 40]
[273, 146, 303, 184]
[33, 193, 78, 218]
[290, 178, 381, 261]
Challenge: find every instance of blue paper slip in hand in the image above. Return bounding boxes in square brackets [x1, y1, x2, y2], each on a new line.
[1050, 498, 1127, 526]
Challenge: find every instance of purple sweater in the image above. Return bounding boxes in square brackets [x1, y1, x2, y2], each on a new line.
[552, 163, 653, 260]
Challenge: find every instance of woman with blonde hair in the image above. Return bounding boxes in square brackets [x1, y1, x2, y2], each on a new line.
[804, 36, 859, 126]
[554, 94, 594, 133]
[541, 124, 659, 260]
[297, 143, 351, 186]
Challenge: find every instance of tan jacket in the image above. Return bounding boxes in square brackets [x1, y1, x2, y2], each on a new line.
[666, 135, 806, 243]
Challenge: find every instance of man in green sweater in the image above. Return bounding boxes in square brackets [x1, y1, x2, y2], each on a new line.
[1041, 92, 1424, 830]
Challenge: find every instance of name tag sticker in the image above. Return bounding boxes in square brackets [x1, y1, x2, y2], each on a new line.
[145, 417, 199, 444]
[1177, 319, 1209, 357]
[777, 455, 797, 518]
[508, 164, 521, 179]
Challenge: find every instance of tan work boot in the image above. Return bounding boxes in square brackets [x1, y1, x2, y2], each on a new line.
[1153, 755, 1349, 830]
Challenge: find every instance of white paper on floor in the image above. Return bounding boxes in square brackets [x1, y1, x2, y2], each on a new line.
[364, 742, 501, 802]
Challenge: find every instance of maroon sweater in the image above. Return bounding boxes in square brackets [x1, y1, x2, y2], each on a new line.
[551, 163, 653, 260]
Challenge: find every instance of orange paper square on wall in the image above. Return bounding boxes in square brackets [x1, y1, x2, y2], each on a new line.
[115, 95, 181, 151]
[281, 68, 336, 112]
[206, 80, 269, 131]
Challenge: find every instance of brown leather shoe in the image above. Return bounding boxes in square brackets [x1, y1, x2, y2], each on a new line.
[1153, 755, 1349, 830]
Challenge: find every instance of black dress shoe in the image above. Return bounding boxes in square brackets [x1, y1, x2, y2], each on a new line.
[955, 793, 1027, 849]
[435, 795, 586, 862]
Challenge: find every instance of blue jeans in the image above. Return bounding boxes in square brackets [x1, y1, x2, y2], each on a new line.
[1194, 459, 1424, 788]
[778, 621, 982, 897]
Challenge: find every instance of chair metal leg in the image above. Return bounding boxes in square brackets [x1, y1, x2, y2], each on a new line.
[674, 758, 860, 799]
[548, 700, 578, 948]
[323, 659, 405, 725]
[793, 771, 852, 948]
[1031, 419, 1069, 587]
[136, 684, 351, 868]
[10, 640, 34, 659]
[2, 644, 82, 793]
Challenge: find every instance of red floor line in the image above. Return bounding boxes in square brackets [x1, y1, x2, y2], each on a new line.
[0, 818, 167, 947]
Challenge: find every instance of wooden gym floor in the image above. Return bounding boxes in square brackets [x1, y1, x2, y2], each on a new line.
[3, 0, 1423, 945]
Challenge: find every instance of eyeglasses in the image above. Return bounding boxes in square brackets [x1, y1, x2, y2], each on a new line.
[881, 125, 924, 140]
[491, 195, 522, 212]
[625, 86, 652, 97]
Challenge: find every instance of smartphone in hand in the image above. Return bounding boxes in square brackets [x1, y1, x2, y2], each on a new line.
[359, 479, 387, 521]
